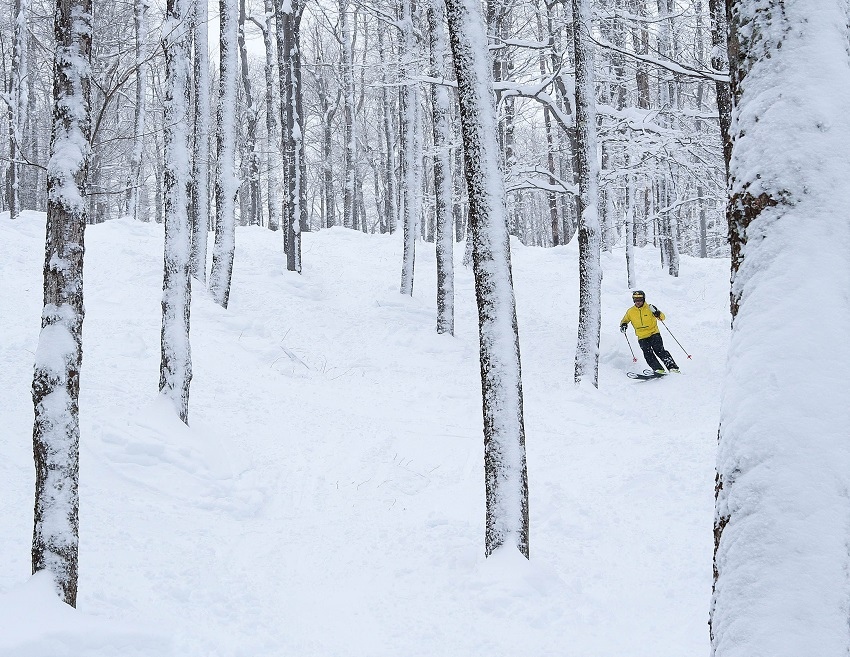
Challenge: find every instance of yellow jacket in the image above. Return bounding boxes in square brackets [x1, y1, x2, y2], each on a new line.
[621, 304, 666, 339]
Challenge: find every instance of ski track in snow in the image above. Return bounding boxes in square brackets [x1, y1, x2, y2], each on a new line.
[0, 211, 727, 656]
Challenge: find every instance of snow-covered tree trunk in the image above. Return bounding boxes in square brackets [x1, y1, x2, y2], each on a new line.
[191, 0, 211, 277]
[571, 0, 602, 387]
[444, 0, 529, 558]
[126, 0, 148, 222]
[340, 0, 356, 230]
[7, 0, 29, 221]
[159, 0, 193, 424]
[710, 2, 850, 655]
[399, 0, 422, 296]
[260, 0, 280, 232]
[209, 0, 240, 307]
[32, 0, 92, 607]
[429, 0, 454, 335]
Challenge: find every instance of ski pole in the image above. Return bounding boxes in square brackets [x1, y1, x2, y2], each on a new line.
[624, 332, 637, 362]
[659, 318, 692, 360]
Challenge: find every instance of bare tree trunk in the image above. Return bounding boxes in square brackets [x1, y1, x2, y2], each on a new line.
[238, 0, 261, 226]
[444, 0, 529, 559]
[126, 0, 148, 222]
[378, 25, 397, 234]
[8, 0, 29, 220]
[708, 0, 731, 183]
[209, 0, 240, 307]
[153, 124, 164, 222]
[277, 0, 305, 272]
[160, 0, 193, 423]
[316, 71, 337, 228]
[191, 0, 211, 278]
[32, 0, 92, 607]
[340, 0, 356, 230]
[260, 0, 280, 231]
[625, 158, 636, 288]
[572, 0, 602, 387]
[399, 0, 422, 295]
[536, 0, 559, 246]
[429, 0, 454, 335]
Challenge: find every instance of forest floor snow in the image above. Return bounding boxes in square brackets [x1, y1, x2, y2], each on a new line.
[0, 211, 728, 656]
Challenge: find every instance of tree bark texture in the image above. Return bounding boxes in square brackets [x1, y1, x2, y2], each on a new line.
[32, 0, 92, 607]
[429, 0, 454, 335]
[399, 0, 422, 296]
[572, 0, 602, 387]
[7, 0, 29, 221]
[444, 0, 529, 559]
[191, 0, 211, 278]
[126, 0, 148, 223]
[261, 0, 280, 231]
[277, 0, 305, 272]
[159, 0, 194, 424]
[238, 0, 261, 226]
[209, 0, 240, 307]
[340, 0, 356, 230]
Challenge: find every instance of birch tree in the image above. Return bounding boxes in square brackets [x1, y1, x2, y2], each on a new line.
[159, 0, 194, 424]
[710, 1, 850, 655]
[444, 0, 529, 558]
[571, 0, 601, 387]
[31, 0, 92, 607]
[209, 0, 240, 307]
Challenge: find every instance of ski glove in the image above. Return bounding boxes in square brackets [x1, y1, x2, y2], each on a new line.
[650, 304, 661, 318]
[620, 323, 628, 333]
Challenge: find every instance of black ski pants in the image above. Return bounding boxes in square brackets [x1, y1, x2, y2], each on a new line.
[638, 332, 678, 371]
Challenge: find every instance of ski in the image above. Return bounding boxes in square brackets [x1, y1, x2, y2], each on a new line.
[627, 370, 667, 380]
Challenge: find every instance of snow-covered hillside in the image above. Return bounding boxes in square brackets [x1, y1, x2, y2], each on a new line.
[0, 212, 729, 656]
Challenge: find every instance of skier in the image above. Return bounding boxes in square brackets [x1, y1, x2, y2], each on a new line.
[620, 290, 679, 374]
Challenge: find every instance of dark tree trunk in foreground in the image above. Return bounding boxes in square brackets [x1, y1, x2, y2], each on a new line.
[32, 0, 92, 607]
[444, 0, 529, 558]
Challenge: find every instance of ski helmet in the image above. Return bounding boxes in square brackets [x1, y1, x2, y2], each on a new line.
[632, 290, 645, 301]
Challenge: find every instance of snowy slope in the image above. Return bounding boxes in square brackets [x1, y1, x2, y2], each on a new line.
[0, 211, 728, 656]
